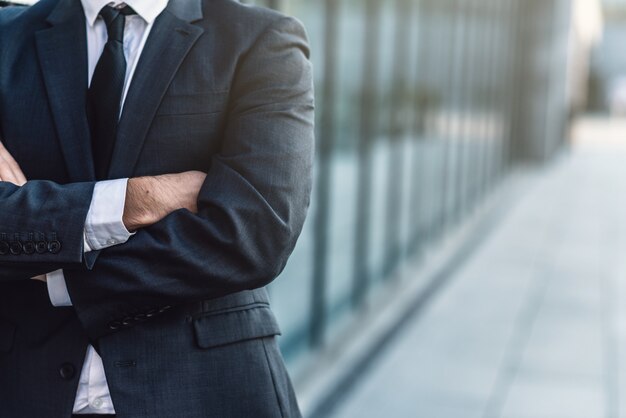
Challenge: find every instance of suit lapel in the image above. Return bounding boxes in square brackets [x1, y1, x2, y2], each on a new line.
[108, 2, 204, 179]
[35, 0, 95, 182]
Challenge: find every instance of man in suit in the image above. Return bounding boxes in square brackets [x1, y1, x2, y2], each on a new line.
[0, 0, 314, 416]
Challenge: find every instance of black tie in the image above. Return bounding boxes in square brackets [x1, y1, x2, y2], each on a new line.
[88, 5, 136, 180]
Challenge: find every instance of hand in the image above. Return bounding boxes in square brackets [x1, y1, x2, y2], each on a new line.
[0, 140, 27, 186]
[123, 171, 207, 231]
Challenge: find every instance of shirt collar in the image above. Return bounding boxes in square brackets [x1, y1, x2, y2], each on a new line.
[81, 0, 169, 27]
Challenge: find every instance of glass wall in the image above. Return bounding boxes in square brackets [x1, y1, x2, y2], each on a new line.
[257, 0, 524, 367]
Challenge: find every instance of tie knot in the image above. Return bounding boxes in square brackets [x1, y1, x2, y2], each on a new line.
[99, 5, 136, 41]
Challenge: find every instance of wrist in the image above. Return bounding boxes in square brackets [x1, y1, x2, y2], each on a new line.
[123, 177, 158, 231]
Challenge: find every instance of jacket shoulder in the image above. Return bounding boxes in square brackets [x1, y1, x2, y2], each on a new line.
[206, 0, 286, 24]
[202, 0, 304, 37]
[0, 0, 60, 84]
[0, 0, 59, 28]
[0, 5, 28, 27]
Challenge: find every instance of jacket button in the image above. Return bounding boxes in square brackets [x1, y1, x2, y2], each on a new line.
[121, 317, 134, 326]
[145, 308, 159, 318]
[0, 241, 9, 256]
[48, 240, 62, 254]
[59, 363, 76, 380]
[134, 313, 147, 321]
[108, 320, 122, 330]
[159, 305, 171, 313]
[22, 241, 35, 255]
[9, 242, 22, 255]
[35, 241, 47, 254]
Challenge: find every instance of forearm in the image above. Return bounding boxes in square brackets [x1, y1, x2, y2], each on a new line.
[0, 179, 95, 278]
[122, 172, 204, 232]
[42, 171, 205, 304]
[65, 176, 309, 339]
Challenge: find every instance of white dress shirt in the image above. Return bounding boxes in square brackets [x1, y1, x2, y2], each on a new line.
[45, 0, 169, 414]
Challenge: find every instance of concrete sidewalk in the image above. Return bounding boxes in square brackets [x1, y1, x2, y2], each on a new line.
[327, 117, 626, 418]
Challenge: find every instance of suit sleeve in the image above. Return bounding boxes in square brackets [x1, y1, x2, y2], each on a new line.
[64, 16, 315, 339]
[0, 180, 95, 281]
[0, 7, 95, 280]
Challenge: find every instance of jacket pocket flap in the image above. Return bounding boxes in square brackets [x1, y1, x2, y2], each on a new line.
[193, 306, 281, 349]
[0, 319, 16, 353]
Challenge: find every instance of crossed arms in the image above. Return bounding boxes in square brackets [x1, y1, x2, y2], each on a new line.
[0, 16, 315, 340]
[0, 141, 207, 281]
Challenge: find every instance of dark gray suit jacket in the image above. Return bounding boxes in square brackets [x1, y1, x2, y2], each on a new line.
[0, 0, 314, 416]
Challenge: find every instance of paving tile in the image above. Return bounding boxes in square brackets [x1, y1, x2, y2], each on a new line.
[328, 118, 626, 418]
[498, 371, 606, 418]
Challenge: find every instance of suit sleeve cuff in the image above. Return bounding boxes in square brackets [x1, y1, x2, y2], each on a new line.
[46, 269, 73, 307]
[84, 179, 134, 252]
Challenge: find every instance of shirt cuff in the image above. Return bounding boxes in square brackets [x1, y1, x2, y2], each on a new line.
[46, 269, 72, 307]
[84, 179, 134, 252]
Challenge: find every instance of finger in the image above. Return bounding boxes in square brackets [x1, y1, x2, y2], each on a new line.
[0, 142, 26, 185]
[0, 156, 19, 185]
[3, 152, 26, 185]
[0, 141, 14, 164]
[2, 161, 26, 186]
[0, 156, 21, 185]
[0, 161, 24, 186]
[0, 141, 18, 167]
[11, 162, 27, 185]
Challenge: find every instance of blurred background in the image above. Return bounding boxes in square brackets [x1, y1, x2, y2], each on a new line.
[245, 0, 626, 417]
[6, 0, 626, 416]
